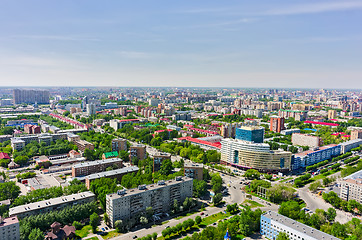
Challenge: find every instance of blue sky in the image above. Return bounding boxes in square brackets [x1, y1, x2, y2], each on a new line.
[0, 0, 361, 88]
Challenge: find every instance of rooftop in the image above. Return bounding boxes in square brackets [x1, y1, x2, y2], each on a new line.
[184, 162, 203, 168]
[0, 216, 19, 227]
[9, 191, 95, 216]
[262, 211, 339, 240]
[85, 166, 139, 181]
[107, 176, 192, 200]
[103, 151, 119, 158]
[73, 158, 122, 169]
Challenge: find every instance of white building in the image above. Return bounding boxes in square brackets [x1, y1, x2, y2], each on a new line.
[340, 169, 362, 204]
[0, 216, 20, 240]
[339, 139, 362, 154]
[86, 103, 96, 115]
[260, 211, 339, 240]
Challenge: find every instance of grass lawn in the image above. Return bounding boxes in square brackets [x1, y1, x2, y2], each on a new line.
[86, 237, 99, 240]
[201, 212, 231, 226]
[241, 199, 264, 208]
[102, 230, 122, 239]
[76, 225, 92, 238]
[162, 220, 169, 225]
[157, 226, 200, 240]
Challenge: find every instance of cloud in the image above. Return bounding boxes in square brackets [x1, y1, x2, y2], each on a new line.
[265, 1, 362, 15]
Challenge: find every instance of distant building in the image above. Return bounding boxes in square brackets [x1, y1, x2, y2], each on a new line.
[9, 192, 95, 219]
[106, 177, 193, 227]
[235, 126, 264, 143]
[0, 152, 10, 160]
[109, 119, 140, 131]
[0, 216, 20, 240]
[66, 133, 80, 143]
[328, 110, 337, 119]
[112, 138, 127, 152]
[292, 133, 322, 148]
[72, 158, 123, 177]
[10, 138, 25, 151]
[184, 162, 204, 180]
[166, 125, 181, 131]
[351, 130, 362, 140]
[45, 222, 76, 240]
[260, 211, 339, 240]
[86, 103, 96, 115]
[340, 169, 362, 204]
[278, 109, 307, 121]
[172, 113, 191, 121]
[270, 116, 285, 133]
[24, 124, 41, 134]
[13, 89, 49, 104]
[280, 128, 300, 135]
[339, 139, 362, 154]
[130, 144, 147, 161]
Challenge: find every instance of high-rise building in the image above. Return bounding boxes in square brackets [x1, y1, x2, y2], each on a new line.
[235, 126, 264, 143]
[351, 130, 362, 140]
[112, 138, 128, 152]
[184, 162, 204, 180]
[13, 89, 49, 104]
[106, 177, 193, 227]
[130, 144, 147, 161]
[327, 110, 337, 119]
[86, 103, 96, 115]
[291, 133, 322, 148]
[152, 152, 172, 172]
[270, 116, 285, 133]
[340, 169, 362, 204]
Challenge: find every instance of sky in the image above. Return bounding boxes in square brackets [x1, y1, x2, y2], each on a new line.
[0, 0, 361, 88]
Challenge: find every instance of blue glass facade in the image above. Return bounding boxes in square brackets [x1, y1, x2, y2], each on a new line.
[235, 127, 264, 143]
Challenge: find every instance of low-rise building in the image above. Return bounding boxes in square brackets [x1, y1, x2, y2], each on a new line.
[102, 151, 119, 159]
[9, 192, 95, 219]
[72, 158, 123, 177]
[340, 169, 362, 204]
[280, 129, 300, 135]
[184, 162, 203, 180]
[260, 211, 339, 240]
[10, 138, 25, 151]
[67, 133, 80, 143]
[0, 216, 20, 240]
[106, 176, 193, 227]
[85, 166, 139, 189]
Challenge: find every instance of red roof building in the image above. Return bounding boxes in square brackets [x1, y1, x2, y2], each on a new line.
[0, 152, 10, 160]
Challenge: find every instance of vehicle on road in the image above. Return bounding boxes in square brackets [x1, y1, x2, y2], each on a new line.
[200, 212, 204, 215]
[133, 236, 138, 239]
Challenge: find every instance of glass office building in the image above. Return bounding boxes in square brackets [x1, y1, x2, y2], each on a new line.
[235, 126, 264, 143]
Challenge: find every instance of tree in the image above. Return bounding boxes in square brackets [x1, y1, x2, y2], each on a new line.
[309, 181, 322, 192]
[90, 212, 99, 233]
[159, 159, 173, 175]
[140, 216, 148, 225]
[146, 206, 154, 219]
[278, 201, 301, 220]
[193, 179, 207, 198]
[213, 193, 223, 205]
[104, 213, 109, 225]
[115, 220, 124, 233]
[152, 232, 157, 240]
[0, 181, 20, 201]
[28, 228, 44, 240]
[244, 169, 260, 180]
[14, 155, 29, 165]
[331, 222, 347, 239]
[326, 208, 336, 222]
[276, 232, 289, 240]
[195, 216, 202, 225]
[72, 221, 82, 230]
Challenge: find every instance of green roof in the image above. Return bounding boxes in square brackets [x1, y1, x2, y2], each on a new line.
[103, 151, 119, 158]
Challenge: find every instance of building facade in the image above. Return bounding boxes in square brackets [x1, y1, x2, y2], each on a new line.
[260, 211, 339, 240]
[340, 169, 362, 204]
[339, 139, 362, 154]
[0, 216, 20, 240]
[351, 130, 362, 140]
[292, 133, 322, 148]
[184, 162, 204, 180]
[270, 116, 285, 133]
[112, 138, 127, 152]
[106, 177, 193, 227]
[130, 144, 147, 161]
[235, 126, 264, 143]
[152, 152, 172, 172]
[72, 158, 123, 177]
[221, 138, 292, 172]
[74, 139, 94, 152]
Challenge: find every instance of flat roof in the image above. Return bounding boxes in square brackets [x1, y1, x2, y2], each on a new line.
[262, 211, 339, 240]
[0, 216, 19, 227]
[184, 162, 203, 168]
[9, 191, 95, 216]
[107, 176, 192, 200]
[73, 158, 122, 169]
[85, 166, 139, 181]
[344, 169, 362, 180]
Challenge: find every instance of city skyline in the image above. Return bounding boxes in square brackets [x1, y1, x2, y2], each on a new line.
[0, 0, 362, 88]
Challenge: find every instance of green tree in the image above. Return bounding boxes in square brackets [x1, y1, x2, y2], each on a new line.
[152, 232, 157, 240]
[115, 220, 124, 233]
[28, 228, 44, 240]
[195, 216, 202, 225]
[276, 232, 289, 240]
[72, 221, 82, 230]
[244, 169, 261, 180]
[140, 216, 148, 225]
[90, 212, 99, 233]
[278, 201, 301, 220]
[213, 193, 223, 205]
[326, 208, 336, 222]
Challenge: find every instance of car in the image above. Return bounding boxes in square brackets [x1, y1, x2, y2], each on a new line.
[105, 227, 108, 230]
[101, 228, 105, 231]
[133, 236, 138, 239]
[200, 212, 204, 215]
[213, 222, 217, 225]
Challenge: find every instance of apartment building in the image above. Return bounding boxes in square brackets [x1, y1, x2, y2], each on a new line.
[0, 216, 20, 240]
[152, 152, 172, 172]
[9, 192, 95, 219]
[11, 138, 25, 151]
[339, 139, 362, 154]
[67, 133, 80, 143]
[292, 133, 322, 148]
[184, 162, 204, 180]
[10, 133, 68, 150]
[340, 169, 362, 204]
[112, 138, 127, 152]
[13, 89, 50, 104]
[75, 139, 94, 152]
[278, 109, 307, 121]
[72, 158, 123, 177]
[280, 129, 300, 135]
[130, 144, 147, 161]
[270, 116, 285, 133]
[106, 177, 193, 227]
[260, 211, 339, 240]
[85, 166, 139, 189]
[351, 130, 362, 140]
[328, 110, 337, 119]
